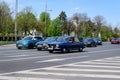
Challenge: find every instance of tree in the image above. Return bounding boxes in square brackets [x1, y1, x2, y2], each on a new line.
[85, 19, 95, 37]
[47, 17, 62, 36]
[93, 15, 105, 38]
[0, 1, 13, 35]
[17, 7, 37, 36]
[66, 19, 75, 36]
[113, 27, 120, 38]
[72, 13, 89, 36]
[59, 11, 67, 35]
[39, 12, 51, 37]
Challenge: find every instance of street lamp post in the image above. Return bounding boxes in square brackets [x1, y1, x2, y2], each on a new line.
[15, 0, 18, 41]
[44, 0, 47, 37]
[44, 0, 52, 37]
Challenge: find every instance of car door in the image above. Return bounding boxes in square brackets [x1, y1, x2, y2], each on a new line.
[68, 37, 77, 50]
[74, 37, 80, 49]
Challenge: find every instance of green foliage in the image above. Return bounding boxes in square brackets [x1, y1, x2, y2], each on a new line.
[0, 1, 14, 34]
[39, 12, 51, 36]
[0, 41, 15, 45]
[47, 17, 62, 36]
[17, 7, 37, 36]
[0, 1, 120, 41]
[84, 20, 95, 37]
[59, 11, 67, 35]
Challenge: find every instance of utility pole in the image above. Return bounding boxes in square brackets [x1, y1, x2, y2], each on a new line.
[15, 0, 18, 41]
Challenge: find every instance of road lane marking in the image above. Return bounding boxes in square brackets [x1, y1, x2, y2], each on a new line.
[0, 56, 120, 80]
[16, 71, 120, 79]
[37, 58, 64, 62]
[80, 61, 120, 65]
[36, 56, 87, 63]
[7, 55, 27, 57]
[43, 67, 120, 73]
[0, 48, 120, 62]
[0, 76, 64, 80]
[68, 64, 120, 69]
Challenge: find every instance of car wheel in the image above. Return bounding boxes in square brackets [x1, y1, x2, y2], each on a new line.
[37, 48, 42, 51]
[61, 48, 67, 53]
[49, 50, 53, 53]
[28, 43, 33, 49]
[91, 44, 94, 47]
[78, 47, 83, 52]
[95, 44, 97, 47]
[18, 47, 22, 49]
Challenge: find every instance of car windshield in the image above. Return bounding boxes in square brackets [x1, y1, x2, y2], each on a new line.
[112, 38, 118, 40]
[44, 37, 54, 41]
[84, 38, 91, 42]
[94, 38, 101, 41]
[23, 36, 32, 40]
[56, 37, 66, 42]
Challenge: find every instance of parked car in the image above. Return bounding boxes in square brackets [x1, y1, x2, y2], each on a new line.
[93, 38, 102, 45]
[16, 36, 43, 49]
[111, 38, 120, 44]
[48, 36, 85, 53]
[84, 38, 97, 47]
[36, 36, 58, 51]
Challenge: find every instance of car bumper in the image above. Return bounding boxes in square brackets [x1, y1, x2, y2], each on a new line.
[48, 47, 61, 51]
[37, 45, 48, 50]
[16, 43, 28, 49]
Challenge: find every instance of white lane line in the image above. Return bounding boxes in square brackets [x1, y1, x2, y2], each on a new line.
[0, 48, 120, 62]
[93, 60, 120, 63]
[36, 56, 87, 63]
[0, 76, 64, 80]
[0, 56, 88, 76]
[67, 64, 120, 69]
[7, 55, 27, 57]
[16, 71, 120, 79]
[43, 67, 120, 73]
[37, 59, 64, 62]
[70, 56, 120, 65]
[81, 61, 120, 65]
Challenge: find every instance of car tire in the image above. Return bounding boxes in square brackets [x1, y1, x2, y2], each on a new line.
[28, 43, 33, 49]
[37, 48, 42, 51]
[95, 44, 97, 47]
[61, 48, 67, 53]
[91, 44, 94, 47]
[49, 50, 53, 53]
[18, 47, 22, 49]
[78, 47, 83, 52]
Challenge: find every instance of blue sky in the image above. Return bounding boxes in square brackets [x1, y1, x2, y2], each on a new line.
[2, 0, 120, 27]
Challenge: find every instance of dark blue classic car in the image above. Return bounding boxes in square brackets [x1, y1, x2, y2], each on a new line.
[16, 36, 43, 49]
[36, 36, 58, 51]
[48, 36, 85, 53]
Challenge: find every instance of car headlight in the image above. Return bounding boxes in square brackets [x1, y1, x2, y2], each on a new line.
[43, 43, 47, 46]
[56, 44, 59, 48]
[87, 42, 91, 44]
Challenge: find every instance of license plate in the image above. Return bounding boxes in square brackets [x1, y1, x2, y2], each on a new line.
[48, 48, 53, 50]
[18, 44, 22, 47]
[48, 46, 53, 50]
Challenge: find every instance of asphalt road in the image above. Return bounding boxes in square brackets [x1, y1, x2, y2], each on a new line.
[0, 42, 120, 80]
